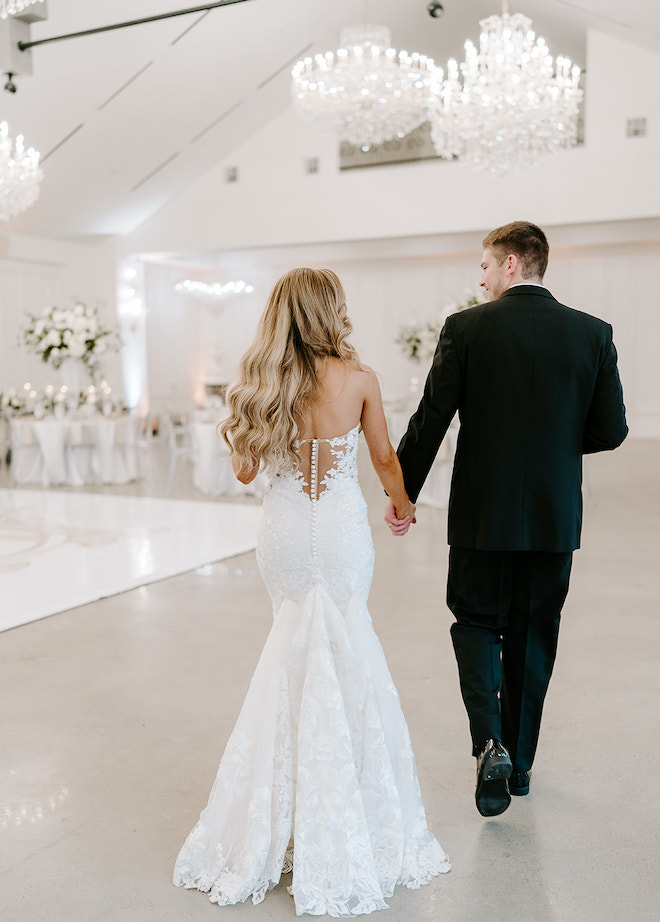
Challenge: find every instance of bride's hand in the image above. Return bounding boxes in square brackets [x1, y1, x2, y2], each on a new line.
[384, 498, 416, 536]
[395, 500, 416, 523]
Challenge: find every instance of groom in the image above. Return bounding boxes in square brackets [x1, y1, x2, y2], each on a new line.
[385, 221, 628, 816]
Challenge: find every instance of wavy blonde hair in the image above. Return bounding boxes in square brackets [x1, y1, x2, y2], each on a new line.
[220, 267, 359, 473]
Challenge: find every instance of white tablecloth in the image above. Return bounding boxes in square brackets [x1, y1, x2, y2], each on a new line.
[386, 407, 458, 510]
[192, 420, 269, 498]
[10, 415, 140, 487]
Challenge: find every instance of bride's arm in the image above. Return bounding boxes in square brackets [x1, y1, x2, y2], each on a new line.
[360, 368, 415, 521]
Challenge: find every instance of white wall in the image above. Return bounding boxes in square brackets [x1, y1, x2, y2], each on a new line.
[0, 233, 119, 395]
[140, 226, 659, 437]
[2, 224, 650, 434]
[125, 30, 660, 255]
[545, 239, 660, 437]
[141, 260, 275, 414]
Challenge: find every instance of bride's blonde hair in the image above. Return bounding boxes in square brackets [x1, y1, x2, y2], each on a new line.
[220, 267, 359, 473]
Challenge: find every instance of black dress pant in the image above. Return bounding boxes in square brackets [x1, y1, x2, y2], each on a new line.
[447, 547, 572, 772]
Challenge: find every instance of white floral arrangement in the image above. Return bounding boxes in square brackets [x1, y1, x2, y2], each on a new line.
[0, 388, 25, 414]
[396, 290, 487, 361]
[21, 301, 120, 372]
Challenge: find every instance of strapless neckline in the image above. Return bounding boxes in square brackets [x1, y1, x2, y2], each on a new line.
[296, 423, 360, 446]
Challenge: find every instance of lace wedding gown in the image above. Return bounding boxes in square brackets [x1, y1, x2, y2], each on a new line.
[173, 425, 450, 916]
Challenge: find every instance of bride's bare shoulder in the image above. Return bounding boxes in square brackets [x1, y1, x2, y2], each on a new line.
[317, 359, 379, 403]
[352, 363, 382, 391]
[336, 362, 375, 396]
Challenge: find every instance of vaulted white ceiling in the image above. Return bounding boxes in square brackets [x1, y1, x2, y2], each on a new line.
[2, 0, 659, 240]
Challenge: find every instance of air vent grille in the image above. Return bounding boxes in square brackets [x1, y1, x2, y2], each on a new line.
[626, 117, 647, 138]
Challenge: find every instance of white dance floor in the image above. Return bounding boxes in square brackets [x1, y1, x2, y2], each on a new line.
[0, 489, 260, 632]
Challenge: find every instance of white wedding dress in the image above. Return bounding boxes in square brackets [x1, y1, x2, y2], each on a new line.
[173, 425, 450, 916]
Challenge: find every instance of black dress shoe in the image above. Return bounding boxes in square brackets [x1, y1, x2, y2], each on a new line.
[508, 770, 530, 796]
[475, 739, 512, 817]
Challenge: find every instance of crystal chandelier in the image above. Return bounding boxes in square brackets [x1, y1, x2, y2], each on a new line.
[430, 2, 583, 175]
[291, 23, 440, 149]
[0, 0, 44, 18]
[175, 279, 254, 298]
[0, 121, 43, 223]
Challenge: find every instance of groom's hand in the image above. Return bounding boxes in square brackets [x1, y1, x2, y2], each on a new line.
[384, 497, 414, 536]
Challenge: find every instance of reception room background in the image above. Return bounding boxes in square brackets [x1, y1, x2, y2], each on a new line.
[1, 6, 660, 920]
[0, 0, 658, 441]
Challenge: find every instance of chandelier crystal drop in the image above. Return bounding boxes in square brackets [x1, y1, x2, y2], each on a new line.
[0, 121, 43, 223]
[430, 9, 583, 175]
[0, 0, 45, 18]
[291, 24, 440, 149]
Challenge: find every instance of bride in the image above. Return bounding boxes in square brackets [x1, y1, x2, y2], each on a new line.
[173, 267, 450, 916]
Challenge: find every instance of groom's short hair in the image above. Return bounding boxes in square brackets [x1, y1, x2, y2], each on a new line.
[483, 221, 549, 280]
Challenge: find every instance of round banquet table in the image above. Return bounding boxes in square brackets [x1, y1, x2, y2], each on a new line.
[386, 406, 458, 509]
[9, 415, 141, 487]
[192, 418, 269, 498]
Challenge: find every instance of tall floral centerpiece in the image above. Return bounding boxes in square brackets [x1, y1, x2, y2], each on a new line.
[22, 301, 120, 390]
[396, 291, 487, 361]
[0, 388, 25, 416]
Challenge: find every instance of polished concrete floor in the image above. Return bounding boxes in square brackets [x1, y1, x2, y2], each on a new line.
[1, 439, 659, 921]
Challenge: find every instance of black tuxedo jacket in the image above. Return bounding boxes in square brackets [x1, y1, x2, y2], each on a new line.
[397, 286, 628, 552]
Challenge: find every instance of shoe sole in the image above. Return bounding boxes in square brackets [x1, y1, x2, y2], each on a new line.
[476, 778, 511, 816]
[483, 759, 512, 782]
[476, 756, 513, 816]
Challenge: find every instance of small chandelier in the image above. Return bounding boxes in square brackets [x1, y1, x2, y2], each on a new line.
[175, 280, 254, 298]
[0, 0, 45, 18]
[430, 1, 583, 175]
[0, 121, 43, 223]
[291, 22, 439, 149]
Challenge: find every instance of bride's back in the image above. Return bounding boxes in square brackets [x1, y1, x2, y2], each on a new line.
[259, 356, 373, 607]
[298, 357, 365, 441]
[292, 357, 366, 499]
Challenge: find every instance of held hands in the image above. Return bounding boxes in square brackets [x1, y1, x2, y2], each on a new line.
[384, 497, 416, 537]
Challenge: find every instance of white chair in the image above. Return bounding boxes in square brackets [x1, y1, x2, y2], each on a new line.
[164, 409, 193, 456]
[0, 415, 10, 469]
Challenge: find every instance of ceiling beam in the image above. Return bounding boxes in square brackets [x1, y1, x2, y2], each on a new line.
[17, 0, 254, 51]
